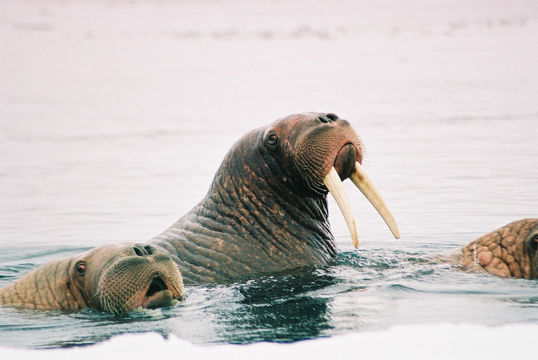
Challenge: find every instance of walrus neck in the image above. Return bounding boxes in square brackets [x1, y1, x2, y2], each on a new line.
[0, 259, 89, 311]
[210, 153, 333, 240]
[151, 131, 337, 284]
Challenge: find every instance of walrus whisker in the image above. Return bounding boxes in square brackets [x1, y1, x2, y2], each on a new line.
[99, 294, 114, 314]
[323, 167, 359, 248]
[349, 162, 400, 239]
[301, 168, 325, 196]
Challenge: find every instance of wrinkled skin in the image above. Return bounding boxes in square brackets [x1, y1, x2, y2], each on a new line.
[456, 218, 538, 279]
[150, 112, 368, 284]
[0, 243, 184, 313]
[1, 113, 533, 315]
[1, 111, 396, 312]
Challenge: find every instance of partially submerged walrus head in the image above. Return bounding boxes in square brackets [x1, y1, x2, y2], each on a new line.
[459, 218, 538, 279]
[0, 243, 184, 313]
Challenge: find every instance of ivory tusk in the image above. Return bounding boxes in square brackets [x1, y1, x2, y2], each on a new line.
[349, 162, 400, 239]
[323, 167, 360, 248]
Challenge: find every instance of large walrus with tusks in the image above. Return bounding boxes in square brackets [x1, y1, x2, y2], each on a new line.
[1, 113, 536, 313]
[148, 112, 400, 283]
[0, 112, 399, 312]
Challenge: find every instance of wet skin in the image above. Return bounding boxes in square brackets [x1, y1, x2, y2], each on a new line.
[3, 112, 531, 314]
[0, 243, 184, 314]
[455, 218, 538, 279]
[0, 112, 399, 312]
[149, 112, 399, 284]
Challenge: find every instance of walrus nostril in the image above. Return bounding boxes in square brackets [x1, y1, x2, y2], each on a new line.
[133, 245, 148, 256]
[318, 115, 329, 123]
[326, 113, 338, 121]
[144, 245, 155, 255]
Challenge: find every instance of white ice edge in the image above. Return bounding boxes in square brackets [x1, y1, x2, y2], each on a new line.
[1, 323, 535, 360]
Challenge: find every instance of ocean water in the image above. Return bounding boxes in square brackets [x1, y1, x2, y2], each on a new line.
[1, 0, 537, 353]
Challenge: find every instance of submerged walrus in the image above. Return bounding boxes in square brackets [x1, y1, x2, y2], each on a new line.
[454, 218, 538, 279]
[0, 243, 184, 313]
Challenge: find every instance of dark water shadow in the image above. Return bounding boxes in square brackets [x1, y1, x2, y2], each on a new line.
[208, 269, 340, 344]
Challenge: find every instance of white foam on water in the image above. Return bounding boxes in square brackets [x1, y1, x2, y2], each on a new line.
[1, 323, 535, 360]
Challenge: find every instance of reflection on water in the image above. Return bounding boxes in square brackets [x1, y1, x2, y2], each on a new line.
[1, 0, 538, 350]
[220, 271, 337, 343]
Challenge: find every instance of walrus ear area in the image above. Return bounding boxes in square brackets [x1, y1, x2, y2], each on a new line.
[527, 234, 538, 252]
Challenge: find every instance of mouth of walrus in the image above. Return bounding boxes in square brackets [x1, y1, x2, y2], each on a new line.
[322, 143, 400, 249]
[142, 276, 178, 309]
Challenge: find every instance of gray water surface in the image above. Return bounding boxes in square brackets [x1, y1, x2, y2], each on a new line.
[1, 0, 537, 349]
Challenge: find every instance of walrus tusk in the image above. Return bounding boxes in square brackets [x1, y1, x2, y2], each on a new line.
[350, 162, 400, 239]
[323, 167, 360, 248]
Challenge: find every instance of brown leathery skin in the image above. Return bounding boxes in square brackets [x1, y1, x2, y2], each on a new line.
[456, 218, 538, 279]
[0, 259, 85, 311]
[151, 112, 365, 284]
[0, 243, 184, 313]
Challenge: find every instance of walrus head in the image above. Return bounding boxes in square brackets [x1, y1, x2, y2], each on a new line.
[0, 243, 184, 313]
[81, 243, 184, 313]
[256, 112, 399, 247]
[459, 218, 538, 279]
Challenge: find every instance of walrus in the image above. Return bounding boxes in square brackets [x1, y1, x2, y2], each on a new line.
[144, 112, 536, 281]
[0, 243, 184, 313]
[1, 219, 534, 314]
[2, 112, 534, 314]
[1, 112, 399, 312]
[148, 112, 400, 284]
[453, 218, 538, 279]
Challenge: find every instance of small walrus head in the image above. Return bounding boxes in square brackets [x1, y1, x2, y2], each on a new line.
[0, 243, 184, 314]
[80, 243, 184, 313]
[255, 112, 399, 247]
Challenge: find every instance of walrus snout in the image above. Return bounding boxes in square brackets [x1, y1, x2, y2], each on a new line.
[95, 252, 184, 313]
[309, 113, 400, 248]
[143, 276, 179, 309]
[133, 243, 155, 256]
[131, 244, 174, 265]
[267, 112, 399, 249]
[317, 113, 339, 123]
[334, 143, 357, 180]
[146, 277, 168, 297]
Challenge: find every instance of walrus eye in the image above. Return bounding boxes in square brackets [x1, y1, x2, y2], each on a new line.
[265, 131, 279, 148]
[75, 261, 86, 275]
